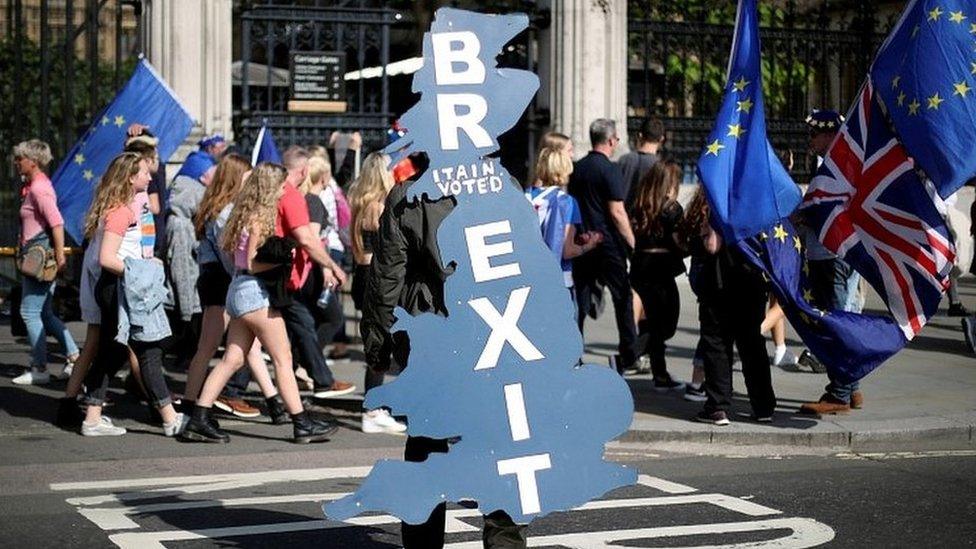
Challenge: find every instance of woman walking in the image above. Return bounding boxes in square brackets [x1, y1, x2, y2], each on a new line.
[187, 154, 285, 422]
[347, 153, 407, 434]
[79, 152, 184, 437]
[180, 163, 338, 444]
[13, 139, 79, 386]
[628, 160, 685, 391]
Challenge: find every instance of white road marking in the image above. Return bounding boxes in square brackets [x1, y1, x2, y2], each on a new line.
[57, 465, 834, 548]
[834, 450, 976, 460]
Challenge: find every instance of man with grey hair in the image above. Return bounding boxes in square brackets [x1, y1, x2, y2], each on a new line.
[568, 119, 639, 374]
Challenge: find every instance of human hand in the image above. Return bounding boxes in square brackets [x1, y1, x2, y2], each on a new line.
[55, 250, 66, 271]
[127, 123, 149, 137]
[350, 131, 362, 151]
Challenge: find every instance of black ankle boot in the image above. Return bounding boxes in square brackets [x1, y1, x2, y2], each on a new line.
[179, 406, 230, 443]
[291, 411, 338, 444]
[266, 396, 290, 425]
[55, 396, 84, 429]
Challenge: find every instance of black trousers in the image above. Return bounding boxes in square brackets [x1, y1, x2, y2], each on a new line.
[83, 272, 171, 408]
[574, 250, 638, 368]
[401, 436, 527, 549]
[630, 253, 681, 380]
[697, 271, 776, 417]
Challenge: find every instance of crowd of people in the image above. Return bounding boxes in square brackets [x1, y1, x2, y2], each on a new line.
[9, 109, 972, 443]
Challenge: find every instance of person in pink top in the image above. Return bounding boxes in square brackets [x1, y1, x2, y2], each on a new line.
[13, 139, 79, 386]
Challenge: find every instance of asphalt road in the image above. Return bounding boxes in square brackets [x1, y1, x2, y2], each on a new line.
[1, 403, 973, 549]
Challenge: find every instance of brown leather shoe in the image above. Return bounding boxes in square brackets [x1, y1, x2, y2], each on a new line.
[313, 381, 357, 399]
[850, 390, 864, 409]
[214, 396, 261, 418]
[799, 393, 851, 415]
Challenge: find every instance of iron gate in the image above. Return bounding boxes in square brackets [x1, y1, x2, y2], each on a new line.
[0, 0, 141, 246]
[234, 0, 398, 153]
[627, 0, 898, 182]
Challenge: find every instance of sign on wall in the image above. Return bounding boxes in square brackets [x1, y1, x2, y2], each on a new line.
[325, 7, 636, 526]
[287, 51, 346, 112]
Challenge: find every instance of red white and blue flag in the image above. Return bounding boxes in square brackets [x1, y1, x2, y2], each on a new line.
[802, 81, 955, 340]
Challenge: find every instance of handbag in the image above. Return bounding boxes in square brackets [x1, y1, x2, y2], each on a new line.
[18, 233, 57, 282]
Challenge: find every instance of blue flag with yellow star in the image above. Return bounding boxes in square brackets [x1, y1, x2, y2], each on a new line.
[736, 220, 908, 385]
[872, 0, 976, 197]
[695, 0, 801, 243]
[51, 59, 195, 244]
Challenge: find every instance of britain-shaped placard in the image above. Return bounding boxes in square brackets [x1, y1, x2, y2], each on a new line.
[325, 7, 637, 526]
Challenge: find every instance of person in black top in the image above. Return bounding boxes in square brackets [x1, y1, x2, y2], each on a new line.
[568, 118, 639, 373]
[617, 117, 665, 206]
[628, 160, 687, 390]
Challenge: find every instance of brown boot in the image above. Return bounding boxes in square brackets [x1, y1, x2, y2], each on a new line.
[850, 390, 864, 409]
[799, 393, 851, 415]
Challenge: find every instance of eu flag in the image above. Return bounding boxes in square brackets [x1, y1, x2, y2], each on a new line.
[735, 221, 908, 385]
[696, 0, 801, 243]
[51, 59, 195, 245]
[871, 0, 976, 197]
[251, 122, 282, 165]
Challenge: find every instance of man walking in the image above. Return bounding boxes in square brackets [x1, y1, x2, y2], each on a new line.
[617, 117, 666, 204]
[278, 146, 356, 399]
[568, 119, 639, 374]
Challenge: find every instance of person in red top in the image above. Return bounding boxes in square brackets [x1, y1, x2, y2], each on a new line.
[13, 139, 80, 386]
[276, 146, 355, 398]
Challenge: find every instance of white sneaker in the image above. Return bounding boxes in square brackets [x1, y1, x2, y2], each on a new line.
[13, 367, 51, 386]
[81, 416, 126, 437]
[362, 409, 407, 435]
[163, 413, 189, 437]
[773, 349, 798, 367]
[57, 361, 75, 380]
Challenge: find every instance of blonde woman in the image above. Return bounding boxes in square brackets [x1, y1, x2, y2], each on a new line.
[13, 139, 79, 386]
[526, 146, 602, 292]
[186, 154, 283, 421]
[80, 153, 183, 437]
[180, 163, 338, 444]
[347, 152, 406, 434]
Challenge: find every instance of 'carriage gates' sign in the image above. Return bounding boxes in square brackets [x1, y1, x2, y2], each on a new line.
[325, 8, 637, 525]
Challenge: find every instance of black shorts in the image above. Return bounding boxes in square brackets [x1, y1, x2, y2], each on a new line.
[197, 262, 232, 307]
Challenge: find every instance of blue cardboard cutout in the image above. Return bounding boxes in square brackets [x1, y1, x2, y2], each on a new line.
[324, 8, 636, 526]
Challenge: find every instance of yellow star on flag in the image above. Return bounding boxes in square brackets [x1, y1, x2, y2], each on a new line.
[101, 116, 110, 125]
[971, 61, 976, 75]
[705, 139, 725, 156]
[928, 6, 944, 21]
[732, 75, 750, 92]
[793, 235, 802, 252]
[970, 22, 976, 33]
[114, 115, 126, 127]
[736, 97, 754, 113]
[73, 153, 85, 165]
[82, 170, 94, 181]
[954, 81, 972, 97]
[772, 224, 789, 243]
[908, 98, 922, 115]
[950, 10, 966, 24]
[802, 261, 810, 276]
[727, 124, 746, 139]
[803, 288, 814, 303]
[891, 75, 901, 89]
[897, 91, 907, 106]
[927, 92, 945, 109]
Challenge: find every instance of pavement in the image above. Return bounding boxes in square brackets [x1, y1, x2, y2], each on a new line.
[0, 275, 974, 451]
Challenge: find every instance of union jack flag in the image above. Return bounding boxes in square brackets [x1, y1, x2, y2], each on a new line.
[802, 81, 955, 340]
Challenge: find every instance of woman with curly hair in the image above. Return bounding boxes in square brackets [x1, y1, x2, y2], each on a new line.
[628, 160, 686, 391]
[346, 152, 407, 434]
[79, 152, 183, 437]
[185, 154, 283, 421]
[180, 163, 338, 444]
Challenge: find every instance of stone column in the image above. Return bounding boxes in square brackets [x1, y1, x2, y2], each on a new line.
[143, 0, 233, 159]
[541, 0, 629, 158]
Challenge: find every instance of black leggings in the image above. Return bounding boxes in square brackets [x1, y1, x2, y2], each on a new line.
[83, 272, 171, 409]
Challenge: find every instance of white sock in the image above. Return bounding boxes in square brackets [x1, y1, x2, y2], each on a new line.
[773, 345, 787, 364]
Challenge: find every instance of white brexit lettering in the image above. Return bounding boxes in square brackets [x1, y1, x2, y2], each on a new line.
[464, 219, 550, 516]
[469, 287, 543, 371]
[431, 30, 492, 150]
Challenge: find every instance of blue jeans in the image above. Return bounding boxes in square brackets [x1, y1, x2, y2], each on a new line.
[20, 277, 79, 368]
[826, 375, 860, 403]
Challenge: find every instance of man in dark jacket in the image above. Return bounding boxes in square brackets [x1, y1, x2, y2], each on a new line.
[361, 180, 526, 549]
